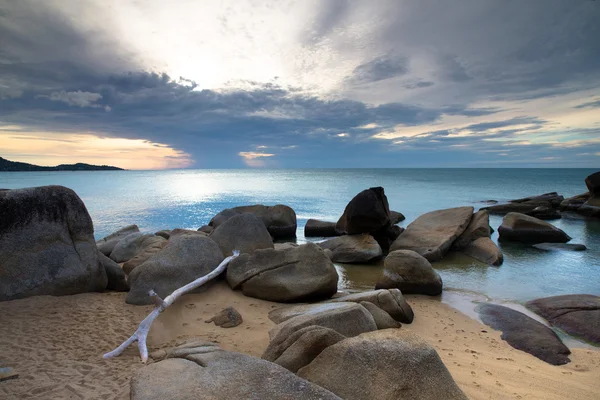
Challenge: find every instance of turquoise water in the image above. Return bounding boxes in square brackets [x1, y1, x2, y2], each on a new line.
[1, 168, 599, 304]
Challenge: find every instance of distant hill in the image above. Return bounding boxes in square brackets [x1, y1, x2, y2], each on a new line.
[0, 157, 124, 171]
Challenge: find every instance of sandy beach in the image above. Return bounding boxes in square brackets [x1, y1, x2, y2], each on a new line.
[1, 282, 598, 400]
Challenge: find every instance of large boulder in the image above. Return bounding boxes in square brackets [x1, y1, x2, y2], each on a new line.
[559, 193, 590, 212]
[98, 252, 128, 291]
[375, 250, 443, 295]
[122, 236, 169, 274]
[526, 294, 600, 346]
[462, 237, 504, 266]
[109, 233, 165, 263]
[209, 204, 297, 239]
[452, 210, 491, 250]
[585, 172, 600, 197]
[126, 235, 224, 305]
[510, 192, 564, 207]
[226, 243, 338, 302]
[297, 329, 468, 400]
[359, 301, 402, 329]
[477, 303, 571, 365]
[389, 206, 474, 261]
[498, 212, 571, 244]
[96, 224, 139, 256]
[132, 341, 342, 400]
[318, 234, 382, 263]
[304, 219, 340, 237]
[0, 186, 107, 301]
[210, 213, 274, 257]
[269, 302, 367, 324]
[330, 289, 414, 323]
[336, 187, 391, 235]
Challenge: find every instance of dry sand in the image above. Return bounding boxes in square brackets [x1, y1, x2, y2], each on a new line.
[1, 282, 598, 399]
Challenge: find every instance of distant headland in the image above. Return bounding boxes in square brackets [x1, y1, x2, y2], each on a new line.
[0, 157, 124, 172]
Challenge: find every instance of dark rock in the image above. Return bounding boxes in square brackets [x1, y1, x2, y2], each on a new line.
[532, 243, 587, 252]
[210, 213, 274, 257]
[96, 224, 140, 256]
[205, 306, 243, 328]
[359, 301, 402, 329]
[498, 212, 571, 244]
[209, 204, 297, 239]
[477, 303, 571, 365]
[98, 252, 129, 291]
[371, 224, 404, 254]
[126, 235, 224, 305]
[154, 230, 171, 239]
[483, 201, 551, 215]
[526, 294, 600, 345]
[510, 192, 564, 207]
[297, 329, 469, 400]
[585, 171, 600, 196]
[318, 234, 382, 263]
[331, 289, 414, 323]
[0, 186, 107, 301]
[452, 210, 491, 250]
[304, 219, 341, 237]
[376, 250, 442, 295]
[131, 341, 342, 400]
[462, 237, 503, 266]
[336, 187, 391, 235]
[226, 243, 338, 303]
[390, 206, 474, 261]
[389, 210, 405, 224]
[122, 236, 168, 274]
[529, 206, 561, 220]
[559, 192, 590, 211]
[197, 225, 213, 234]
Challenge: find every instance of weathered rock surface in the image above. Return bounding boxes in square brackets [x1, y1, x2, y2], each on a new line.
[359, 301, 402, 329]
[390, 210, 405, 224]
[376, 250, 442, 295]
[498, 212, 571, 244]
[131, 341, 342, 400]
[297, 329, 468, 400]
[273, 242, 298, 251]
[96, 224, 140, 256]
[477, 303, 571, 365]
[268, 302, 364, 324]
[304, 219, 340, 237]
[154, 230, 171, 239]
[318, 234, 382, 263]
[559, 192, 590, 211]
[210, 213, 274, 257]
[110, 233, 165, 263]
[526, 294, 600, 346]
[226, 243, 338, 303]
[0, 186, 107, 301]
[205, 306, 243, 328]
[510, 192, 564, 207]
[263, 325, 347, 373]
[209, 204, 297, 239]
[170, 228, 208, 238]
[390, 206, 474, 261]
[126, 235, 224, 305]
[452, 210, 491, 250]
[336, 187, 391, 235]
[529, 206, 561, 220]
[331, 289, 414, 323]
[98, 252, 128, 291]
[197, 225, 214, 234]
[463, 237, 504, 266]
[532, 243, 587, 252]
[122, 236, 168, 274]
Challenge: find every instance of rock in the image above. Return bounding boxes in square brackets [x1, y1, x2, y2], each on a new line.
[154, 230, 171, 239]
[483, 201, 551, 215]
[585, 171, 600, 196]
[96, 224, 140, 256]
[559, 192, 590, 211]
[526, 294, 600, 345]
[110, 233, 166, 263]
[390, 206, 474, 261]
[0, 367, 18, 382]
[529, 206, 561, 220]
[209, 204, 297, 239]
[131, 341, 342, 400]
[273, 242, 298, 251]
[268, 302, 364, 324]
[480, 199, 498, 204]
[510, 192, 564, 207]
[371, 224, 404, 254]
[197, 225, 213, 234]
[462, 237, 504, 266]
[205, 306, 243, 328]
[210, 213, 274, 257]
[359, 301, 402, 329]
[389, 210, 405, 224]
[263, 325, 347, 373]
[227, 243, 338, 302]
[98, 252, 129, 291]
[266, 303, 377, 352]
[336, 187, 391, 235]
[318, 234, 382, 263]
[582, 173, 600, 210]
[498, 212, 571, 244]
[477, 303, 571, 365]
[126, 235, 224, 305]
[331, 289, 414, 323]
[122, 236, 168, 274]
[170, 228, 208, 237]
[304, 219, 340, 237]
[532, 243, 587, 252]
[297, 329, 468, 400]
[375, 250, 442, 295]
[452, 210, 491, 250]
[0, 185, 107, 301]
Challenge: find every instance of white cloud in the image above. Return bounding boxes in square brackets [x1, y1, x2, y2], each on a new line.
[238, 151, 275, 167]
[45, 90, 107, 109]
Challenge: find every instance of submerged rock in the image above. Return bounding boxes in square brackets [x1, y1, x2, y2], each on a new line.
[304, 219, 340, 237]
[532, 243, 586, 252]
[376, 250, 443, 296]
[210, 213, 274, 257]
[477, 303, 571, 365]
[318, 234, 382, 263]
[0, 185, 107, 301]
[498, 212, 571, 244]
[463, 237, 504, 266]
[209, 204, 297, 239]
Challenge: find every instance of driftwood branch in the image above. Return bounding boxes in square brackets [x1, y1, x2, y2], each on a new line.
[103, 251, 240, 363]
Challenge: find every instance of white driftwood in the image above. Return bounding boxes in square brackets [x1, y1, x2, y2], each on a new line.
[103, 251, 240, 363]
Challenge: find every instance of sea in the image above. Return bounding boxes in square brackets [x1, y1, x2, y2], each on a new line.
[2, 168, 599, 317]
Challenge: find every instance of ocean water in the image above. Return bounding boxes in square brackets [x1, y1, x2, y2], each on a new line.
[2, 168, 599, 306]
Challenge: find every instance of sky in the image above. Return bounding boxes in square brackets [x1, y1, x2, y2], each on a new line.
[1, 0, 599, 169]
